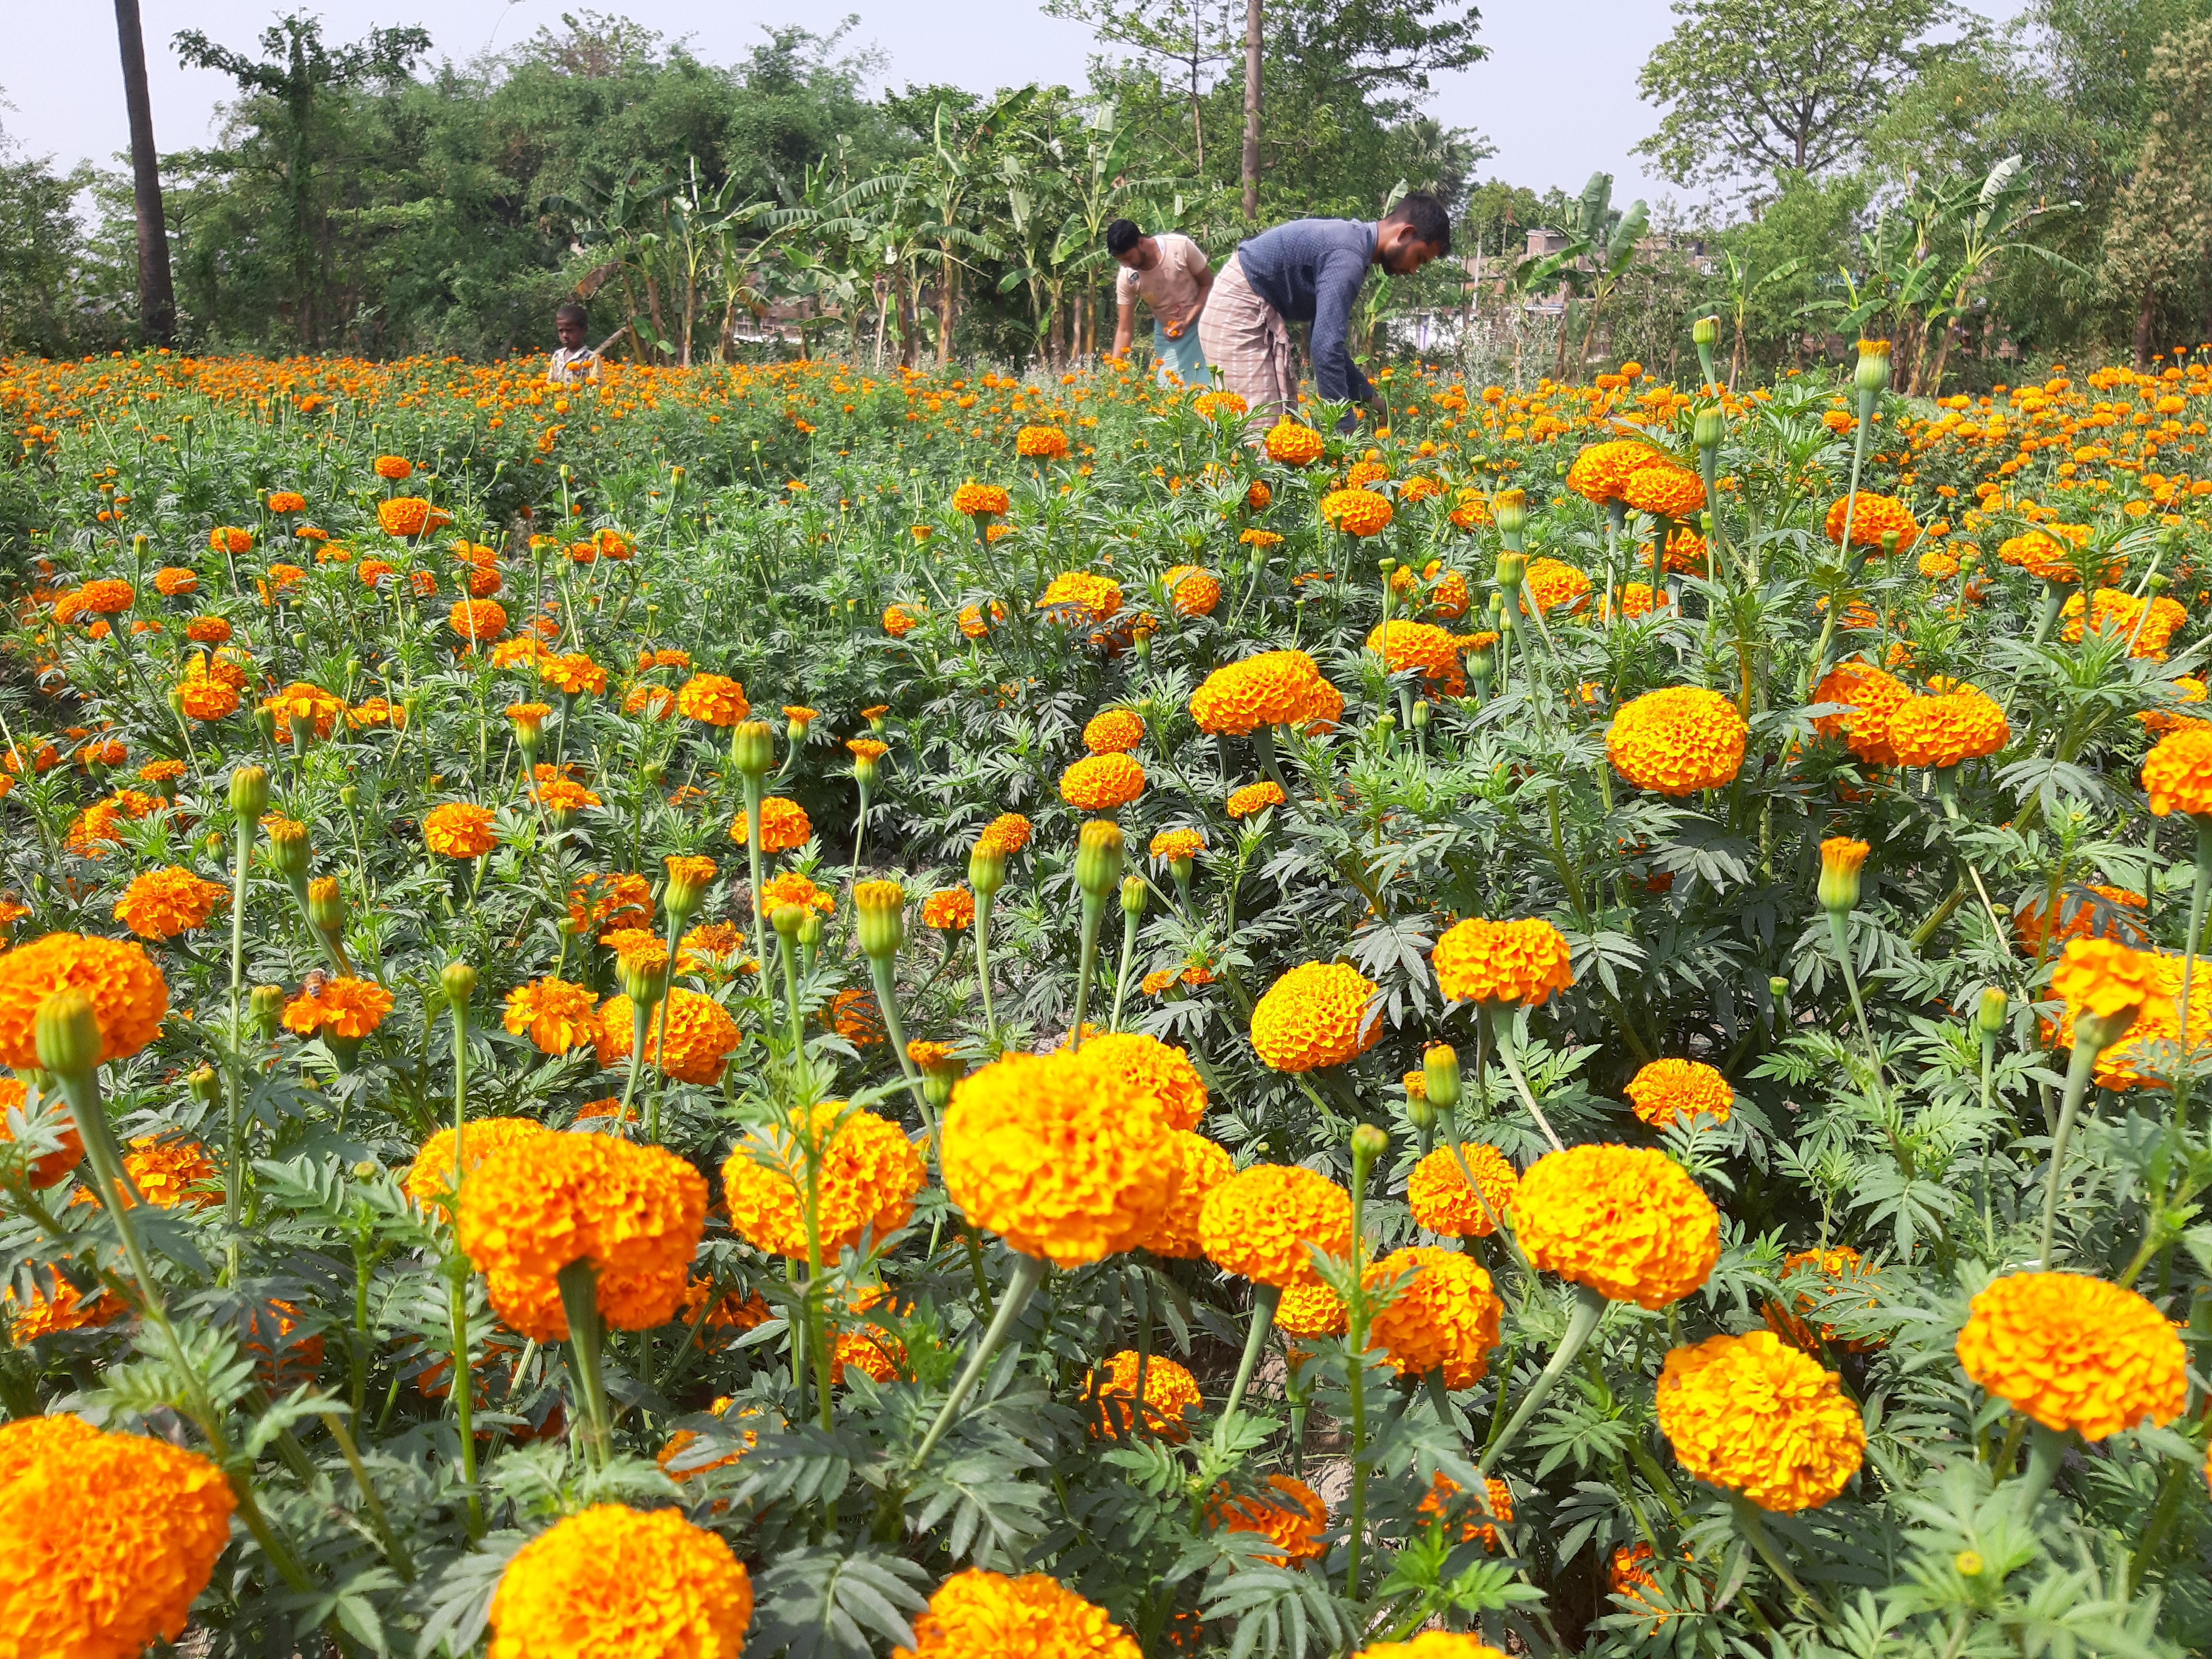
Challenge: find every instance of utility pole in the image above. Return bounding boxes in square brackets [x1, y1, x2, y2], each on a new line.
[1241, 0, 1261, 221]
[114, 0, 178, 346]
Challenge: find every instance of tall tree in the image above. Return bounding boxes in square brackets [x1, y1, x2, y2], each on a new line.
[1243, 0, 1261, 218]
[173, 12, 430, 347]
[114, 0, 177, 344]
[2100, 17, 2212, 366]
[1636, 0, 1959, 195]
[1041, 0, 1240, 171]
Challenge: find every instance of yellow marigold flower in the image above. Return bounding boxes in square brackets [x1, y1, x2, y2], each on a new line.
[1956, 1271, 2186, 1440]
[111, 866, 227, 938]
[952, 481, 1011, 518]
[940, 1048, 1175, 1265]
[596, 988, 744, 1083]
[403, 1117, 549, 1217]
[1823, 491, 1920, 551]
[1886, 686, 2009, 769]
[1366, 619, 1466, 694]
[1190, 648, 1334, 735]
[1608, 686, 1747, 795]
[1017, 424, 1070, 459]
[1515, 1144, 1720, 1308]
[959, 601, 1006, 637]
[976, 812, 1033, 855]
[1657, 1331, 1864, 1512]
[1264, 420, 1325, 467]
[1620, 460, 1705, 520]
[892, 1567, 1138, 1659]
[2051, 936, 2160, 1028]
[2062, 588, 2188, 658]
[883, 603, 922, 638]
[1150, 826, 1205, 863]
[676, 673, 750, 726]
[1431, 917, 1573, 1008]
[503, 977, 599, 1054]
[423, 802, 498, 858]
[1083, 708, 1145, 755]
[1200, 1163, 1352, 1288]
[721, 1102, 924, 1259]
[1625, 1058, 1734, 1127]
[1193, 388, 1248, 421]
[1143, 1129, 1233, 1258]
[1076, 1030, 1208, 1130]
[1366, 1244, 1503, 1387]
[1276, 1279, 1349, 1337]
[373, 454, 414, 480]
[488, 1503, 753, 1659]
[1408, 1142, 1518, 1237]
[282, 976, 394, 1040]
[1250, 960, 1381, 1072]
[539, 652, 608, 696]
[1227, 780, 1286, 817]
[2041, 946, 2212, 1089]
[1810, 661, 1905, 767]
[1320, 487, 1393, 536]
[1060, 753, 1147, 811]
[731, 796, 812, 853]
[1037, 571, 1125, 625]
[756, 871, 834, 915]
[1565, 439, 1659, 504]
[1163, 563, 1222, 617]
[458, 1132, 708, 1340]
[847, 737, 890, 763]
[0, 1415, 235, 1659]
[112, 1135, 218, 1209]
[0, 932, 168, 1070]
[2142, 725, 2212, 818]
[922, 887, 976, 930]
[1086, 1349, 1202, 1440]
[1208, 1475, 1328, 1564]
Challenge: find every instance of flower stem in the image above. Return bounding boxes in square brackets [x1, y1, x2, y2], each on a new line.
[911, 1251, 1047, 1468]
[2012, 1420, 2069, 1515]
[1729, 1493, 1816, 1614]
[2039, 1037, 2101, 1267]
[1109, 905, 1141, 1032]
[1481, 1006, 1566, 1153]
[1220, 1282, 1282, 1421]
[973, 892, 999, 1041]
[224, 815, 252, 1281]
[556, 1260, 614, 1466]
[446, 1261, 481, 1536]
[1070, 892, 1107, 1050]
[1478, 1284, 1605, 1476]
[1825, 910, 1885, 1087]
[742, 773, 771, 1015]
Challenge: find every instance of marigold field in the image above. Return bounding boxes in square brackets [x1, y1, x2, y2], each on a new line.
[4, 338, 2212, 1659]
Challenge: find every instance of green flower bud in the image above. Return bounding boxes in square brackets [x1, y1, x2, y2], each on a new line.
[856, 880, 907, 962]
[1977, 987, 2008, 1038]
[1854, 338, 1891, 398]
[797, 910, 825, 954]
[1694, 405, 1725, 450]
[253, 706, 278, 744]
[167, 686, 186, 721]
[1120, 874, 1147, 919]
[732, 721, 776, 780]
[1493, 489, 1528, 542]
[969, 843, 1008, 900]
[188, 1065, 223, 1111]
[1424, 1044, 1461, 1111]
[307, 876, 346, 934]
[1350, 1122, 1389, 1161]
[771, 903, 809, 941]
[620, 952, 669, 1006]
[230, 765, 270, 821]
[1818, 838, 1868, 914]
[340, 784, 360, 810]
[1692, 314, 1719, 348]
[1406, 1095, 1437, 1132]
[251, 983, 285, 1039]
[1768, 975, 1789, 1004]
[1494, 550, 1526, 594]
[1075, 820, 1125, 900]
[441, 960, 477, 1009]
[266, 817, 310, 880]
[33, 987, 103, 1077]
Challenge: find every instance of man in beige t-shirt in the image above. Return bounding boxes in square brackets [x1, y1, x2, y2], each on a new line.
[1108, 219, 1211, 384]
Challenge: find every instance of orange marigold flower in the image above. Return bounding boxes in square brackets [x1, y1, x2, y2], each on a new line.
[940, 1047, 1177, 1266]
[458, 1132, 708, 1340]
[1620, 460, 1705, 521]
[0, 932, 168, 1069]
[1886, 685, 2009, 769]
[596, 987, 744, 1083]
[883, 603, 923, 638]
[1515, 1143, 1720, 1308]
[1625, 1058, 1734, 1127]
[1209, 1475, 1328, 1564]
[1432, 917, 1573, 1008]
[1250, 960, 1381, 1071]
[1657, 1331, 1865, 1511]
[1163, 564, 1222, 617]
[538, 652, 608, 696]
[153, 565, 199, 597]
[1764, 1247, 1882, 1353]
[569, 871, 653, 937]
[0, 1415, 235, 1659]
[281, 976, 394, 1040]
[1366, 619, 1466, 694]
[377, 496, 437, 538]
[402, 1117, 549, 1216]
[1016, 425, 1070, 459]
[1811, 659, 1911, 766]
[922, 887, 976, 930]
[1366, 1244, 1503, 1386]
[1408, 1142, 1518, 1237]
[1037, 571, 1125, 625]
[373, 455, 414, 480]
[1566, 439, 1660, 504]
[1956, 1271, 2186, 1440]
[730, 796, 811, 853]
[1142, 1129, 1233, 1258]
[1150, 827, 1205, 864]
[977, 812, 1034, 856]
[209, 525, 254, 554]
[1086, 1349, 1203, 1439]
[2062, 588, 2188, 658]
[1265, 420, 1325, 467]
[1190, 649, 1336, 735]
[1320, 487, 1393, 536]
[503, 977, 600, 1054]
[7, 1271, 121, 1336]
[1060, 753, 1147, 811]
[1608, 686, 1747, 795]
[722, 1102, 924, 1258]
[1823, 492, 1920, 551]
[1414, 1478, 1516, 1556]
[757, 871, 834, 915]
[1083, 708, 1145, 754]
[676, 673, 749, 726]
[830, 986, 886, 1046]
[952, 481, 1011, 518]
[847, 737, 890, 764]
[111, 866, 227, 938]
[448, 598, 507, 641]
[1200, 1163, 1352, 1288]
[892, 1567, 1138, 1659]
[488, 1503, 752, 1659]
[2143, 725, 2212, 818]
[0, 1077, 82, 1189]
[1276, 1279, 1349, 1338]
[184, 615, 233, 646]
[423, 802, 498, 858]
[114, 1135, 218, 1209]
[1076, 1030, 1208, 1130]
[2015, 884, 2148, 953]
[1227, 780, 1285, 817]
[2052, 935, 2161, 1030]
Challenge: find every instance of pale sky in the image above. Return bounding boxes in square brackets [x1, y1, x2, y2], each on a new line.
[14, 0, 2022, 211]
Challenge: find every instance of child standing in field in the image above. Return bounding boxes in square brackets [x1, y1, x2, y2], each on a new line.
[546, 302, 601, 385]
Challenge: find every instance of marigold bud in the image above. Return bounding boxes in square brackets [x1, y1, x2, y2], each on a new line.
[797, 909, 825, 954]
[1692, 314, 1718, 348]
[1977, 987, 2007, 1038]
[1424, 1044, 1461, 1111]
[253, 706, 278, 744]
[969, 843, 1008, 899]
[189, 1064, 222, 1110]
[855, 880, 907, 961]
[229, 765, 270, 820]
[1493, 489, 1528, 542]
[1411, 698, 1431, 731]
[1854, 338, 1892, 396]
[771, 903, 808, 940]
[251, 983, 284, 1038]
[307, 876, 346, 933]
[1818, 837, 1869, 913]
[441, 961, 477, 1009]
[731, 721, 775, 780]
[34, 987, 103, 1077]
[1694, 406, 1725, 450]
[1120, 874, 1147, 919]
[1076, 820, 1125, 900]
[1350, 1122, 1388, 1161]
[266, 818, 310, 880]
[1769, 974, 1789, 1004]
[340, 784, 359, 810]
[621, 953, 669, 1005]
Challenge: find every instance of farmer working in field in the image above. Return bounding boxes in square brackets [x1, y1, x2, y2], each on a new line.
[1108, 219, 1212, 385]
[1197, 192, 1453, 431]
[546, 302, 602, 385]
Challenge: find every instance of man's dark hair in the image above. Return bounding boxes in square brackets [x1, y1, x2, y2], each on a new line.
[555, 301, 589, 326]
[1105, 218, 1142, 257]
[1383, 192, 1453, 254]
